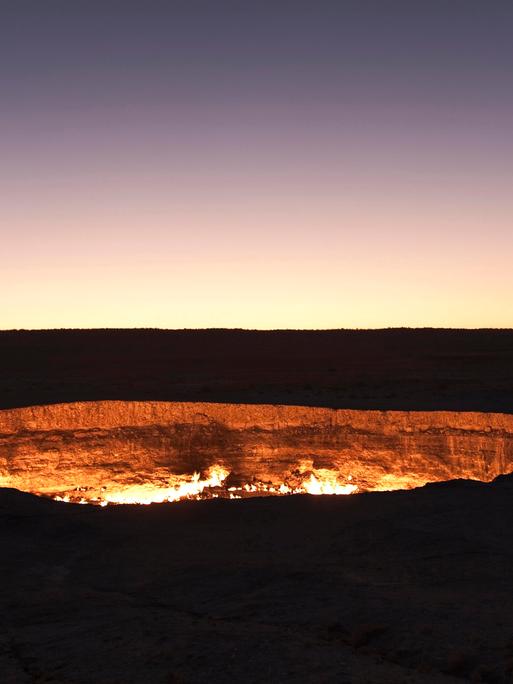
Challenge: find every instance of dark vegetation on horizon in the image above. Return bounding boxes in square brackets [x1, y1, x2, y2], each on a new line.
[0, 328, 512, 412]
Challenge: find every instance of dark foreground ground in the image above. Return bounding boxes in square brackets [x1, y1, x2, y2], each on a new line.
[3, 478, 513, 683]
[1, 328, 513, 412]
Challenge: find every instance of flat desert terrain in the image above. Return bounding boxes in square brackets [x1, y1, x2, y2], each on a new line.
[0, 328, 512, 411]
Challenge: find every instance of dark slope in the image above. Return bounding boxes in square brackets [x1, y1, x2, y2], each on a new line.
[1, 328, 512, 411]
[2, 478, 513, 682]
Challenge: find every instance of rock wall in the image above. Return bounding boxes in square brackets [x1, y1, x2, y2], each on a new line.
[1, 401, 513, 499]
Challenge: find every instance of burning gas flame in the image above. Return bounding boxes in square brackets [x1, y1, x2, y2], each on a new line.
[303, 470, 357, 495]
[52, 463, 357, 506]
[100, 465, 230, 505]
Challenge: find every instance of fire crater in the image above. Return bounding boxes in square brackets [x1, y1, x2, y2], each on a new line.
[1, 400, 513, 505]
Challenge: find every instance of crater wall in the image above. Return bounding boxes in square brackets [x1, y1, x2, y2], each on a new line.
[1, 401, 513, 499]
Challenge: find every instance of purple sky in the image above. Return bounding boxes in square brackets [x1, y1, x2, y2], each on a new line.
[2, 1, 512, 328]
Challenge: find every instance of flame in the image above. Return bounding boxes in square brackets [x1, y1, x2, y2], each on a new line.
[50, 463, 358, 506]
[100, 465, 230, 505]
[302, 470, 358, 495]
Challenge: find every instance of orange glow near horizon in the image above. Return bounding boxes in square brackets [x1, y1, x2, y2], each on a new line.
[3, 169, 513, 330]
[2, 195, 513, 330]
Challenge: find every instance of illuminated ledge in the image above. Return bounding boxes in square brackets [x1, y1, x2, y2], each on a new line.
[0, 401, 512, 505]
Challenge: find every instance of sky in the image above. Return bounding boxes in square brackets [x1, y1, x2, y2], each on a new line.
[1, 0, 512, 329]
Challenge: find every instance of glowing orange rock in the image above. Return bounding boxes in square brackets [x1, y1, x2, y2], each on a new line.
[0, 401, 512, 504]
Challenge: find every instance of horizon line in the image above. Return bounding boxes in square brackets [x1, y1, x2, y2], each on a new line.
[1, 327, 513, 333]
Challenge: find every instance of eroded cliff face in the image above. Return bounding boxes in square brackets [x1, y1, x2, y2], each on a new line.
[1, 401, 512, 503]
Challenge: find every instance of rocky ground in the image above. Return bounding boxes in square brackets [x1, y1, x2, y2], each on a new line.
[3, 477, 513, 683]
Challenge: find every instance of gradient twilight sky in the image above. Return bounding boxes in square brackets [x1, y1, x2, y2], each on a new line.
[1, 1, 512, 329]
